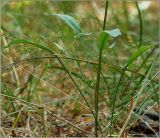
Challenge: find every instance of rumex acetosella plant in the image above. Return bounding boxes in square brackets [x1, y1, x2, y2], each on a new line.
[5, 11, 121, 137]
[2, 1, 159, 137]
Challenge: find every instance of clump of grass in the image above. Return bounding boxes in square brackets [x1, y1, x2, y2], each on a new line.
[1, 1, 159, 137]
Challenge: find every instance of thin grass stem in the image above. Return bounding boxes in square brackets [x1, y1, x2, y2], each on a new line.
[95, 1, 109, 136]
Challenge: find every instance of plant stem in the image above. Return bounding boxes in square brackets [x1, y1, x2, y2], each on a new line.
[136, 1, 143, 47]
[103, 1, 109, 30]
[95, 0, 109, 136]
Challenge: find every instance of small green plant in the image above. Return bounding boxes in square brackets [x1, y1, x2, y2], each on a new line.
[5, 12, 122, 137]
[2, 1, 159, 137]
[95, 28, 121, 135]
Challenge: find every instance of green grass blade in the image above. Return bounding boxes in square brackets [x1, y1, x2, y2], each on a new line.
[136, 1, 143, 47]
[127, 46, 153, 67]
[5, 39, 54, 54]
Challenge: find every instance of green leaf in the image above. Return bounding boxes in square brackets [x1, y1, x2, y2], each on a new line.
[44, 13, 81, 37]
[127, 46, 153, 66]
[97, 28, 121, 51]
[103, 29, 121, 37]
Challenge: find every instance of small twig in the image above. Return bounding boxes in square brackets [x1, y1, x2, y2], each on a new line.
[0, 127, 6, 137]
[1, 93, 91, 136]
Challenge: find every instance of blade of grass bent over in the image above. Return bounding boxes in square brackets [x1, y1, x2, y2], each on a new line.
[5, 39, 95, 117]
[2, 55, 158, 84]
